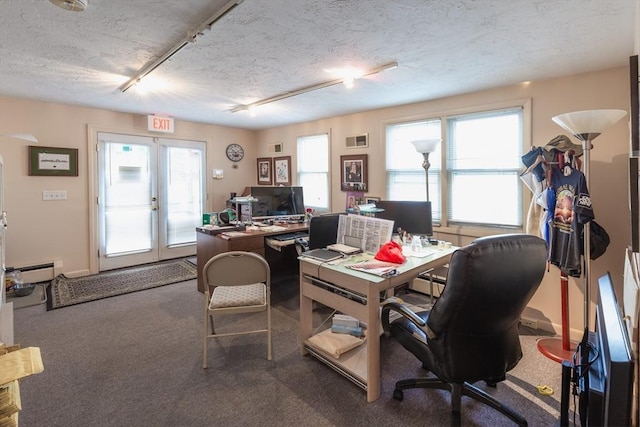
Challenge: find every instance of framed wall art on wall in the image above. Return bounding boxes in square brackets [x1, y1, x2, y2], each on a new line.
[257, 157, 273, 185]
[340, 154, 367, 192]
[365, 196, 380, 204]
[274, 156, 291, 186]
[28, 146, 78, 176]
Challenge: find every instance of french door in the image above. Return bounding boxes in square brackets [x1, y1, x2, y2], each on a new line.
[97, 132, 205, 271]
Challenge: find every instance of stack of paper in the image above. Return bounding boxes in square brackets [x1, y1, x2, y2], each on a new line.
[346, 260, 399, 277]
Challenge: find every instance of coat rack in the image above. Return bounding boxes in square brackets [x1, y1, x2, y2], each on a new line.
[537, 110, 626, 363]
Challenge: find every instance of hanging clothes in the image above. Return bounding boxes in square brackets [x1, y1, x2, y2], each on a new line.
[546, 165, 594, 277]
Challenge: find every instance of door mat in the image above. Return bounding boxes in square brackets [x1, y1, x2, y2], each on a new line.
[46, 258, 197, 310]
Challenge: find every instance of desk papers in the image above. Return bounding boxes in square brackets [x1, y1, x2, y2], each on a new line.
[336, 215, 394, 254]
[327, 243, 361, 254]
[345, 260, 400, 277]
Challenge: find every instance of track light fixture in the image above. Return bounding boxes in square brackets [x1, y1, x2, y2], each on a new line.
[230, 61, 398, 113]
[119, 0, 243, 93]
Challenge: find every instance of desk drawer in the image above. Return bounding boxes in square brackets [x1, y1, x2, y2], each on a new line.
[228, 236, 264, 252]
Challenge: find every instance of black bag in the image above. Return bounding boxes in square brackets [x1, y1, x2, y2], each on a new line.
[582, 220, 610, 260]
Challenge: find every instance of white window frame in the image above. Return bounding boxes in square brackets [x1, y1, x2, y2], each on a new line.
[385, 118, 442, 223]
[446, 107, 525, 228]
[297, 133, 330, 214]
[384, 99, 531, 235]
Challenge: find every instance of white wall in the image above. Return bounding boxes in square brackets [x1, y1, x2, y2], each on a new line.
[0, 65, 632, 339]
[257, 66, 631, 339]
[0, 97, 255, 276]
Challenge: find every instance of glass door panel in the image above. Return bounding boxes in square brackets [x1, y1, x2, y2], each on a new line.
[97, 133, 205, 271]
[158, 139, 205, 260]
[99, 133, 157, 270]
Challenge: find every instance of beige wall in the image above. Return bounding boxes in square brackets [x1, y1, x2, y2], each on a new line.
[257, 66, 631, 339]
[0, 65, 632, 340]
[0, 97, 255, 276]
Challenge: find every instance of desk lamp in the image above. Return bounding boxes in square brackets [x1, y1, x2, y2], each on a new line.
[410, 139, 441, 202]
[537, 109, 626, 363]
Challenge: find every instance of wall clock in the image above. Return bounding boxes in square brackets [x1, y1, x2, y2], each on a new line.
[225, 143, 244, 162]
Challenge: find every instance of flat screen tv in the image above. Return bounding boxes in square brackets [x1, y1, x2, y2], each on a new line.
[374, 200, 433, 237]
[250, 186, 305, 220]
[578, 272, 634, 427]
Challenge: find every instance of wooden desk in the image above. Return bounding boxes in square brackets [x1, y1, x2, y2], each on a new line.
[299, 248, 455, 402]
[196, 223, 308, 292]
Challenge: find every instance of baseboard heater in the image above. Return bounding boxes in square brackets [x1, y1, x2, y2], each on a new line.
[13, 262, 55, 284]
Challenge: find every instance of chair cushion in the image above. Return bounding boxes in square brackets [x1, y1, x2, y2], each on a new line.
[210, 283, 266, 308]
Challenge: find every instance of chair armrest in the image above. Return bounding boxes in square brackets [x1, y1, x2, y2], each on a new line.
[381, 297, 426, 337]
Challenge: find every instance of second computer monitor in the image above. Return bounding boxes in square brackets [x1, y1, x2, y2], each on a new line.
[375, 200, 433, 236]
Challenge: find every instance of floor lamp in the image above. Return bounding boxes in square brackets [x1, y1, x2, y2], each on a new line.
[0, 133, 39, 165]
[410, 139, 441, 202]
[0, 134, 38, 143]
[411, 139, 441, 307]
[537, 109, 626, 363]
[1, 133, 38, 314]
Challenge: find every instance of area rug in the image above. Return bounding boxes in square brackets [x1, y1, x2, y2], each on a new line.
[46, 258, 197, 310]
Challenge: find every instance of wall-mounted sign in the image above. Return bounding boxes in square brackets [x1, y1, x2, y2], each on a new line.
[147, 115, 174, 133]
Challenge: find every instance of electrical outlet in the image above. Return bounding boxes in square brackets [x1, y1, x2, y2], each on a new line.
[43, 190, 67, 201]
[520, 317, 538, 329]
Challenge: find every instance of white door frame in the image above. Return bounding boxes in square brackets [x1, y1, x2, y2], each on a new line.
[88, 126, 206, 274]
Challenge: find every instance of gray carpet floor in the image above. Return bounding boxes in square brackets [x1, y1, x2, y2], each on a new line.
[12, 277, 570, 426]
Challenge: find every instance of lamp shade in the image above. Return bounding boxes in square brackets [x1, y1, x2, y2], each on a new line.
[0, 133, 38, 143]
[411, 139, 441, 154]
[552, 109, 627, 136]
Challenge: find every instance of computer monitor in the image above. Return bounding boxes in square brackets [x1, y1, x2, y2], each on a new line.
[577, 272, 635, 427]
[375, 200, 433, 236]
[250, 186, 305, 220]
[307, 213, 341, 250]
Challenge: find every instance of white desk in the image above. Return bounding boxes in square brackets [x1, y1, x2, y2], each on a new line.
[299, 247, 455, 402]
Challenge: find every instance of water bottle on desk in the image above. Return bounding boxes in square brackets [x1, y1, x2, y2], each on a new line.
[411, 236, 422, 253]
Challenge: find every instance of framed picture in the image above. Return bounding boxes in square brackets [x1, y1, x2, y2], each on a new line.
[273, 156, 291, 186]
[365, 197, 380, 204]
[257, 157, 273, 185]
[346, 191, 365, 210]
[340, 154, 368, 192]
[28, 146, 78, 176]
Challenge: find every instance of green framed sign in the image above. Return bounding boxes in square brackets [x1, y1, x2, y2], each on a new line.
[28, 146, 78, 176]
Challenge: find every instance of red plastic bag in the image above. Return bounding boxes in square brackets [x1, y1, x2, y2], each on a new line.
[374, 241, 406, 264]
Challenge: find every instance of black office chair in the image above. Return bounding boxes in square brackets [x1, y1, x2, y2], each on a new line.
[381, 234, 547, 426]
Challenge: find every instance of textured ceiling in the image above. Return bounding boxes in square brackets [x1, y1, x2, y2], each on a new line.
[0, 0, 636, 130]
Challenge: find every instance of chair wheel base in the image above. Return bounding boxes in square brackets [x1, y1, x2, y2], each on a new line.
[393, 388, 404, 401]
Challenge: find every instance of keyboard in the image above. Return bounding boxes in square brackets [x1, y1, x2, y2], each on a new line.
[270, 231, 309, 241]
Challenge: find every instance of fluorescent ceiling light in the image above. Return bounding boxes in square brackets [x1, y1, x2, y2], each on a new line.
[119, 0, 243, 93]
[230, 61, 398, 113]
[49, 0, 87, 12]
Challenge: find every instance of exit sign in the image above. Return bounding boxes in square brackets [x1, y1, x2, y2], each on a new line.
[147, 115, 174, 133]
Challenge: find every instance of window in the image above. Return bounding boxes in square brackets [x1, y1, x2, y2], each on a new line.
[297, 133, 329, 212]
[385, 119, 442, 222]
[386, 102, 527, 230]
[447, 109, 523, 227]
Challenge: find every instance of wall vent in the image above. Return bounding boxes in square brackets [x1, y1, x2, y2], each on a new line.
[346, 134, 368, 148]
[267, 142, 283, 154]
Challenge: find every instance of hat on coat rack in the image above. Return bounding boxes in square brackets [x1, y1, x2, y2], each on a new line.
[543, 135, 583, 157]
